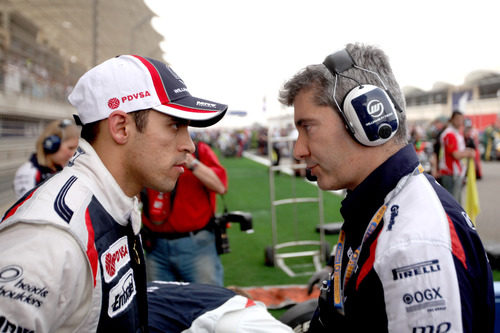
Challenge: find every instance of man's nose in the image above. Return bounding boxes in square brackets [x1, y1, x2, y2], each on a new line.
[293, 135, 309, 160]
[181, 128, 196, 153]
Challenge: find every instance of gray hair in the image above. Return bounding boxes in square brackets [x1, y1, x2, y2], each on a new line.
[279, 43, 408, 145]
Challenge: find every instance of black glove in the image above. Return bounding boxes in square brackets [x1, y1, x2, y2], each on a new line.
[307, 266, 333, 295]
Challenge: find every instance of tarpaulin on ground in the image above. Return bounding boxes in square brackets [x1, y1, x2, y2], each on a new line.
[240, 285, 320, 310]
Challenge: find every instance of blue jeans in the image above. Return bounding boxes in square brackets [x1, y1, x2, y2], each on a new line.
[145, 229, 224, 286]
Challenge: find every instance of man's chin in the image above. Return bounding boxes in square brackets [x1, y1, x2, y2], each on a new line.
[152, 179, 177, 193]
[317, 181, 330, 191]
[317, 178, 341, 192]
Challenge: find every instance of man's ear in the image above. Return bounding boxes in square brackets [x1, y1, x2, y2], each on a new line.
[107, 110, 131, 145]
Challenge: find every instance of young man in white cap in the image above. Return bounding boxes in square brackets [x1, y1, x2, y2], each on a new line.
[0, 55, 227, 332]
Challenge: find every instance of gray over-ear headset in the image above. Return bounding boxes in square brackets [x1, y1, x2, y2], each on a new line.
[323, 49, 402, 146]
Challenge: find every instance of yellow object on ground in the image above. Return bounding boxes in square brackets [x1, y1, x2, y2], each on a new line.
[465, 158, 480, 226]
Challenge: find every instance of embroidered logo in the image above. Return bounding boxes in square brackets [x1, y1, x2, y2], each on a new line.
[392, 259, 441, 281]
[108, 269, 136, 318]
[387, 205, 399, 231]
[101, 236, 130, 283]
[108, 98, 120, 109]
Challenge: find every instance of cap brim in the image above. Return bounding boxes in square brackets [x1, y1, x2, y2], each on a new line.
[152, 95, 228, 128]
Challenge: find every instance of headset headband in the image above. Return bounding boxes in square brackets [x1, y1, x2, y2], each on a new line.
[323, 49, 402, 113]
[323, 49, 355, 74]
[321, 48, 402, 146]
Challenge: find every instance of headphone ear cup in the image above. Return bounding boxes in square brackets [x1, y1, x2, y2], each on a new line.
[342, 85, 399, 146]
[43, 135, 62, 154]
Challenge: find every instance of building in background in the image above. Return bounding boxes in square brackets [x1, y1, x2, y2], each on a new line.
[404, 70, 500, 131]
[0, 0, 163, 209]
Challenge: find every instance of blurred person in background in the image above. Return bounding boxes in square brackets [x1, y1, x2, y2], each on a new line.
[280, 43, 493, 332]
[141, 135, 228, 286]
[410, 124, 437, 177]
[481, 113, 500, 161]
[438, 110, 476, 203]
[429, 116, 448, 184]
[13, 118, 79, 198]
[463, 118, 482, 179]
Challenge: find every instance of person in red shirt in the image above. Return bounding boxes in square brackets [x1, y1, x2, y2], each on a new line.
[438, 110, 476, 203]
[141, 139, 228, 286]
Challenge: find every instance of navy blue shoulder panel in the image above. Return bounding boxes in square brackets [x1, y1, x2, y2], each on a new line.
[147, 282, 236, 332]
[87, 197, 148, 332]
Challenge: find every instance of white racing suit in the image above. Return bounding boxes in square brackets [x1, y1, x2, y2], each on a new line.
[13, 153, 59, 199]
[309, 144, 494, 332]
[0, 139, 147, 332]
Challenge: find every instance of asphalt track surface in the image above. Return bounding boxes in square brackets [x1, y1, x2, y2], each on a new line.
[474, 161, 500, 251]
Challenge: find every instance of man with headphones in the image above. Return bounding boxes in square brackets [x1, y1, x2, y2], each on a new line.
[13, 119, 79, 198]
[279, 43, 494, 332]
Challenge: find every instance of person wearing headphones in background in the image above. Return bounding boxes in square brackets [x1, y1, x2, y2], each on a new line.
[279, 43, 494, 332]
[13, 118, 79, 198]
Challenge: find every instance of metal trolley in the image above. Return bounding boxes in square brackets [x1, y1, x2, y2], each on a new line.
[264, 128, 330, 277]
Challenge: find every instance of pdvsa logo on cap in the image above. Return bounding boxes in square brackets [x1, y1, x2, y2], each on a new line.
[108, 98, 120, 109]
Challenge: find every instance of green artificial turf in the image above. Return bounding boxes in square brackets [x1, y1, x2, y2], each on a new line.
[216, 153, 343, 288]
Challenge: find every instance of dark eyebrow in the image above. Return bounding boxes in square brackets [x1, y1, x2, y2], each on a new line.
[296, 118, 314, 127]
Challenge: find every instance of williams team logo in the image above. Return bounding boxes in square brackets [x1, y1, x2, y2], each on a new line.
[367, 99, 384, 117]
[108, 269, 136, 318]
[101, 236, 130, 283]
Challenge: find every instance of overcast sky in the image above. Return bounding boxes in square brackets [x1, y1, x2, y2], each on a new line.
[144, 0, 500, 127]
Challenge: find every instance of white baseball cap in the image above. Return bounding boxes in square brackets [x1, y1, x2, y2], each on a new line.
[68, 55, 227, 127]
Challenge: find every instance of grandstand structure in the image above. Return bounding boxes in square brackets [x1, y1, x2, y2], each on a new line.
[0, 0, 163, 209]
[405, 70, 500, 130]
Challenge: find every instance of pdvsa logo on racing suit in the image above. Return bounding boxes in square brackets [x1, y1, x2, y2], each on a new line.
[108, 268, 136, 318]
[101, 236, 130, 283]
